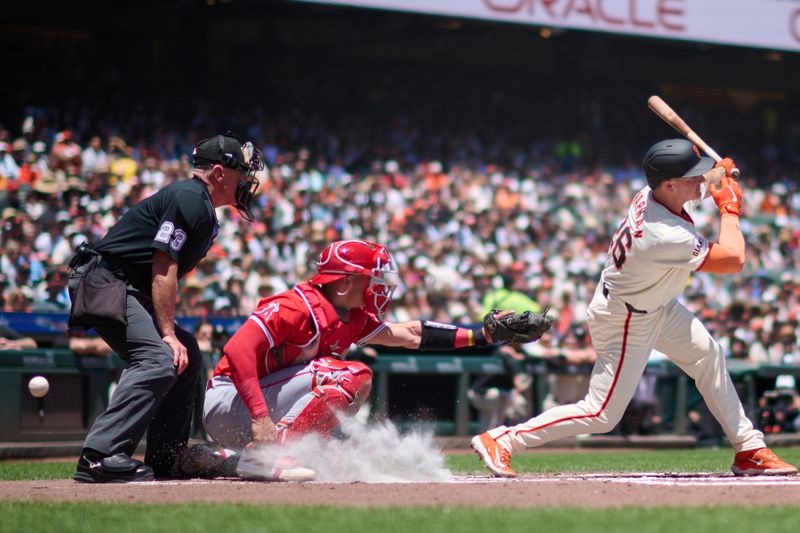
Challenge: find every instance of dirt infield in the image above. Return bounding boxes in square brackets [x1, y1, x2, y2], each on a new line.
[3, 473, 800, 507]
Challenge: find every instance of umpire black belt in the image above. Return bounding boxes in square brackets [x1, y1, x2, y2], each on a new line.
[602, 284, 647, 315]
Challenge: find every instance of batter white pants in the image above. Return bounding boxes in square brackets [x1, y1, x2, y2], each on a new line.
[489, 288, 765, 454]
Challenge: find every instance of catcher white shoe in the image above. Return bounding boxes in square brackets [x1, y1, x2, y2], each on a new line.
[236, 448, 316, 482]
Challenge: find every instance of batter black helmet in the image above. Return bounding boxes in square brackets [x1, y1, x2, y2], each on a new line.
[642, 139, 714, 189]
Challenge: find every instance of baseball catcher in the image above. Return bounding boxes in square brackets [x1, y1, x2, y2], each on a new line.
[185, 240, 549, 481]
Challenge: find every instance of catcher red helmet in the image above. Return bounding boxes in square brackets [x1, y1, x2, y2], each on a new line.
[310, 240, 400, 318]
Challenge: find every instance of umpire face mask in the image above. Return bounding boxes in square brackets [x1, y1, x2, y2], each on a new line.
[234, 142, 264, 222]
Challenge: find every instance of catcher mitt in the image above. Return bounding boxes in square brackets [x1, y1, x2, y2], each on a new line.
[483, 307, 553, 344]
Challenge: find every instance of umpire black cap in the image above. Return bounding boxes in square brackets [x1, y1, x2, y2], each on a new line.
[192, 132, 250, 171]
[642, 139, 714, 189]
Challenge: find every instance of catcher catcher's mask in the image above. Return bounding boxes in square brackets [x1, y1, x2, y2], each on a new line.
[310, 240, 401, 319]
[193, 131, 264, 221]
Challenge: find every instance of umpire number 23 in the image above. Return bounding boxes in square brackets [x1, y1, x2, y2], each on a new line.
[611, 224, 633, 269]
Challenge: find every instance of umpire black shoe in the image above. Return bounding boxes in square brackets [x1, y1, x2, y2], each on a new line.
[73, 449, 155, 483]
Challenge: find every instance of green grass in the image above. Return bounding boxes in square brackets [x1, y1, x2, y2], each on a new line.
[0, 461, 73, 480]
[447, 446, 800, 474]
[1, 449, 799, 532]
[2, 447, 799, 480]
[1, 503, 799, 533]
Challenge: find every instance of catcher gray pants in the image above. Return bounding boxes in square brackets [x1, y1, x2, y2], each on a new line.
[79, 286, 202, 477]
[203, 368, 315, 450]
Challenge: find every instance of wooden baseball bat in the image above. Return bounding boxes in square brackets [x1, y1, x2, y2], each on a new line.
[647, 95, 740, 179]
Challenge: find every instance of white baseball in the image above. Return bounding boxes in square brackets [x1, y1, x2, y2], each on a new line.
[28, 375, 50, 398]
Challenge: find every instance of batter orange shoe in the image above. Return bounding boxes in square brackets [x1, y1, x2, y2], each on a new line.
[470, 432, 516, 478]
[731, 447, 799, 476]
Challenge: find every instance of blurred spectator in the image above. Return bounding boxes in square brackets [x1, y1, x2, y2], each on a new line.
[0, 142, 20, 180]
[67, 332, 114, 357]
[0, 324, 37, 350]
[540, 324, 596, 410]
[468, 341, 533, 432]
[194, 319, 219, 381]
[192, 319, 220, 439]
[50, 131, 82, 174]
[768, 324, 800, 367]
[108, 137, 137, 183]
[728, 336, 752, 362]
[31, 266, 70, 312]
[758, 375, 800, 434]
[480, 269, 541, 318]
[3, 287, 31, 312]
[616, 375, 661, 436]
[81, 135, 109, 175]
[748, 318, 776, 365]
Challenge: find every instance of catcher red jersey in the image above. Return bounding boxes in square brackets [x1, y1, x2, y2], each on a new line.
[214, 282, 385, 418]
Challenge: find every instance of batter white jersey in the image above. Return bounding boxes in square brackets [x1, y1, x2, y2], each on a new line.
[601, 186, 711, 312]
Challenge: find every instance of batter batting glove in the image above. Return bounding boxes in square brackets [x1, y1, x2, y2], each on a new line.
[714, 157, 737, 178]
[709, 176, 743, 217]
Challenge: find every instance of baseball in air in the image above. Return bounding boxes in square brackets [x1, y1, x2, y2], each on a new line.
[28, 376, 50, 398]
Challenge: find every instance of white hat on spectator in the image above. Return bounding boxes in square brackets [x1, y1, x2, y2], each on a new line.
[412, 256, 430, 270]
[34, 176, 62, 194]
[397, 235, 414, 249]
[71, 233, 88, 248]
[22, 116, 34, 134]
[775, 375, 796, 390]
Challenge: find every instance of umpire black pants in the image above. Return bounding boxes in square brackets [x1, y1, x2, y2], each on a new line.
[79, 283, 202, 477]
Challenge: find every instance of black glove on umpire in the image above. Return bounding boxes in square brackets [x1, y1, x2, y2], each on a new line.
[483, 307, 553, 344]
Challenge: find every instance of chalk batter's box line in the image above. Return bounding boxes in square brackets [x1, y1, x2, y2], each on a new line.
[135, 475, 800, 486]
[450, 473, 800, 486]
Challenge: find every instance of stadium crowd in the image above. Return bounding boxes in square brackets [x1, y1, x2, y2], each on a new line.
[1, 97, 799, 380]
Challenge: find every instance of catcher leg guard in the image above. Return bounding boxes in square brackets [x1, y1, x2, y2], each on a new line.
[278, 358, 372, 441]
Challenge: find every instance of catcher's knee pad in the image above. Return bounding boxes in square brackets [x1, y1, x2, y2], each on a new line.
[278, 359, 373, 441]
[310, 357, 373, 410]
[278, 385, 352, 440]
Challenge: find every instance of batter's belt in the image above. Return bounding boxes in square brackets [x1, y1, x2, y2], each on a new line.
[602, 283, 648, 315]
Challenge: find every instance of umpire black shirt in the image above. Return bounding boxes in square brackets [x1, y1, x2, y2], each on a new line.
[93, 178, 219, 297]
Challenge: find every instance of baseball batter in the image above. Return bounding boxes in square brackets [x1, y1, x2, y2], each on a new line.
[197, 240, 548, 481]
[472, 139, 798, 477]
